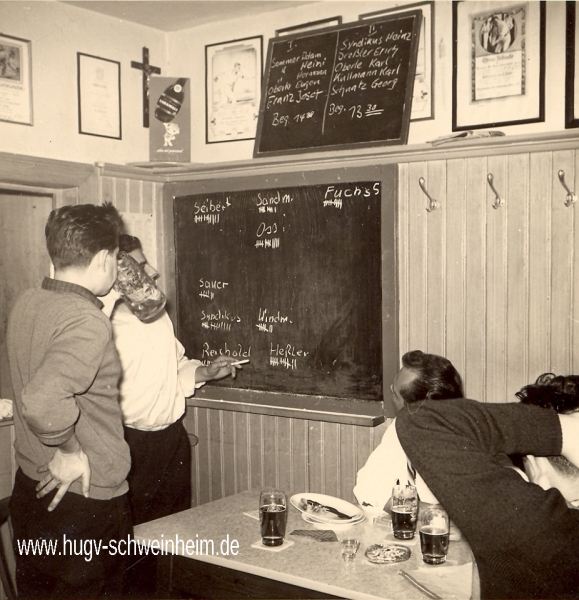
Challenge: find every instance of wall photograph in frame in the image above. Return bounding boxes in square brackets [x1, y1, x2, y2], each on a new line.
[360, 1, 434, 121]
[206, 36, 262, 144]
[0, 33, 33, 125]
[77, 52, 121, 139]
[566, 1, 579, 128]
[452, 1, 545, 131]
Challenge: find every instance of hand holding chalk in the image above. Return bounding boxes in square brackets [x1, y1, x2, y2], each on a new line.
[230, 359, 249, 367]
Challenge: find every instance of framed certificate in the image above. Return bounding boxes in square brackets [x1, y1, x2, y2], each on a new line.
[0, 33, 33, 125]
[452, 1, 545, 131]
[77, 52, 121, 139]
[205, 36, 262, 144]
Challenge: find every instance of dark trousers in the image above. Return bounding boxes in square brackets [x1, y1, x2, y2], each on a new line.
[10, 469, 132, 599]
[123, 418, 191, 526]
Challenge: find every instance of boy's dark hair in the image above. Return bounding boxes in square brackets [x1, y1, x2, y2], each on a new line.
[118, 234, 142, 254]
[517, 373, 579, 474]
[516, 373, 579, 414]
[45, 203, 123, 270]
[400, 350, 463, 403]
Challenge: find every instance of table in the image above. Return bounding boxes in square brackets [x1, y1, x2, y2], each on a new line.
[134, 490, 477, 600]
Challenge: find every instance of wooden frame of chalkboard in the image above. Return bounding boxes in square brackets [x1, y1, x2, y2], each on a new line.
[253, 11, 422, 158]
[164, 165, 398, 422]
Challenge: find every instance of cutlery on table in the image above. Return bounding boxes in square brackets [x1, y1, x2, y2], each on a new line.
[299, 498, 354, 520]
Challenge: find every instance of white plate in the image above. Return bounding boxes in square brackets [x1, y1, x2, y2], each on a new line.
[290, 493, 364, 523]
[301, 512, 364, 530]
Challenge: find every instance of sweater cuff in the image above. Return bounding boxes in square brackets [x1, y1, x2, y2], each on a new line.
[35, 425, 75, 447]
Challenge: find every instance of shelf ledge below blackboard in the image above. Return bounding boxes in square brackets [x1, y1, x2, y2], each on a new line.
[187, 388, 384, 427]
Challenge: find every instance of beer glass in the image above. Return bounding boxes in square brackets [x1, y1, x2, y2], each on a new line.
[419, 504, 450, 564]
[391, 482, 418, 539]
[114, 251, 167, 323]
[259, 489, 287, 547]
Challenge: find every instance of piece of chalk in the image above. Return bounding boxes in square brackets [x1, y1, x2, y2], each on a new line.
[230, 359, 250, 366]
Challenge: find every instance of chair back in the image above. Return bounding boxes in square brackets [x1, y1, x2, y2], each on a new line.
[0, 497, 16, 599]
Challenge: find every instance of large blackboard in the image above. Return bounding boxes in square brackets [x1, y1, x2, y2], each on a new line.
[254, 11, 422, 157]
[174, 180, 383, 402]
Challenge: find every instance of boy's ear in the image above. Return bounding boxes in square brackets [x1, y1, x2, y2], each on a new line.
[91, 248, 110, 271]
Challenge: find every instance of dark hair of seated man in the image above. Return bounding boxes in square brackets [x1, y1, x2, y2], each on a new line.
[399, 350, 464, 404]
[517, 372, 579, 474]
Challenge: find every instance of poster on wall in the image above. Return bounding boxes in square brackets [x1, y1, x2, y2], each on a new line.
[0, 33, 33, 125]
[205, 36, 263, 143]
[149, 77, 191, 163]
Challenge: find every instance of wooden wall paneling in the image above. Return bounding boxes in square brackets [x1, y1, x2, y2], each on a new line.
[485, 155, 509, 403]
[193, 407, 212, 506]
[208, 408, 223, 500]
[128, 179, 142, 213]
[55, 188, 80, 206]
[101, 177, 119, 208]
[142, 180, 154, 215]
[290, 418, 309, 494]
[504, 153, 531, 399]
[404, 162, 429, 353]
[184, 408, 199, 507]
[232, 411, 250, 496]
[463, 157, 488, 400]
[248, 413, 265, 492]
[527, 152, 553, 379]
[220, 409, 237, 499]
[261, 414, 278, 487]
[550, 150, 576, 376]
[573, 150, 579, 375]
[338, 422, 357, 504]
[425, 160, 447, 356]
[444, 159, 468, 381]
[398, 163, 410, 353]
[307, 421, 324, 494]
[275, 416, 293, 493]
[320, 421, 340, 499]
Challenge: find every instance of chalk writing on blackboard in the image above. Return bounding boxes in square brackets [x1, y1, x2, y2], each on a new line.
[254, 12, 421, 156]
[174, 181, 383, 401]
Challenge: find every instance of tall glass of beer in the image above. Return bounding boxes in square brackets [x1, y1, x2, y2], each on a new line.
[419, 504, 450, 564]
[259, 489, 287, 546]
[391, 482, 418, 539]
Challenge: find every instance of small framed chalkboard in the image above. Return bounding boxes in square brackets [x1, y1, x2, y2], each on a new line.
[254, 11, 422, 157]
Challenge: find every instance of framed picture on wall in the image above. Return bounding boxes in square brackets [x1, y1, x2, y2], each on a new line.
[0, 33, 33, 125]
[360, 1, 434, 121]
[205, 36, 263, 144]
[452, 0, 545, 131]
[77, 52, 122, 139]
[566, 1, 579, 128]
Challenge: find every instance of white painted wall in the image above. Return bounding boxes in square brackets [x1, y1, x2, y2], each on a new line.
[0, 1, 166, 164]
[0, 1, 569, 166]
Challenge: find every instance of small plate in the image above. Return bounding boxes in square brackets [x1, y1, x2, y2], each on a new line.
[290, 493, 363, 523]
[301, 512, 363, 530]
[364, 543, 411, 564]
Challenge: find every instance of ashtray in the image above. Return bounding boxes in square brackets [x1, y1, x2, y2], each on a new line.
[364, 543, 411, 564]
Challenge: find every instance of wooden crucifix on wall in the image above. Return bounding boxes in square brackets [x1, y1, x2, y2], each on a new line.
[131, 47, 161, 128]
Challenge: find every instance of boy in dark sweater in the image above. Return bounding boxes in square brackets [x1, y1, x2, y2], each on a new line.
[7, 203, 132, 598]
[397, 375, 579, 600]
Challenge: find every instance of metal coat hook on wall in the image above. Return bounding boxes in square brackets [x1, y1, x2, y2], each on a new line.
[557, 170, 578, 207]
[487, 173, 505, 209]
[418, 177, 440, 212]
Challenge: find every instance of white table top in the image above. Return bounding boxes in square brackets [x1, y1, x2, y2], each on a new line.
[134, 489, 476, 600]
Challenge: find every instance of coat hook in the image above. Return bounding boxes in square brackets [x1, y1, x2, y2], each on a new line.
[418, 177, 439, 212]
[487, 173, 505, 209]
[558, 170, 577, 207]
